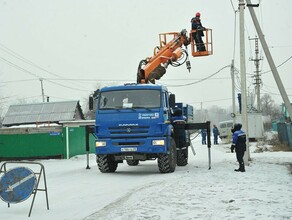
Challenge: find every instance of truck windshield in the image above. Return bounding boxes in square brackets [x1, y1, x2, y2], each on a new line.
[99, 90, 161, 110]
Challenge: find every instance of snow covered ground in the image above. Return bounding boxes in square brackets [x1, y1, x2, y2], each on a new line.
[1, 137, 292, 220]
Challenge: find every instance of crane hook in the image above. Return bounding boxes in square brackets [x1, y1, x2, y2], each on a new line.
[186, 60, 191, 72]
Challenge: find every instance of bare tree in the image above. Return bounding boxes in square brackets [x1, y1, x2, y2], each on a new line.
[261, 93, 281, 130]
[261, 93, 281, 119]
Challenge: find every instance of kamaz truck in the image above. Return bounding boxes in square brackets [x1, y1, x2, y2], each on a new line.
[89, 28, 213, 173]
[90, 83, 192, 173]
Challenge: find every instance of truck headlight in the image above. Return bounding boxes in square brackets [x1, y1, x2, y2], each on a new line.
[152, 140, 165, 146]
[96, 141, 106, 147]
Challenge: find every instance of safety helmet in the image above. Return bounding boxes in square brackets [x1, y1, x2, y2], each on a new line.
[234, 123, 242, 130]
[231, 123, 242, 133]
[196, 12, 201, 17]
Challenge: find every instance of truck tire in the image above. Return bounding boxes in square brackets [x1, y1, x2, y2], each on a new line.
[158, 138, 177, 173]
[126, 160, 139, 166]
[177, 148, 188, 166]
[96, 155, 118, 173]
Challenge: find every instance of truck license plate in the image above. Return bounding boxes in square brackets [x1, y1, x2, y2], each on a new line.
[121, 147, 137, 152]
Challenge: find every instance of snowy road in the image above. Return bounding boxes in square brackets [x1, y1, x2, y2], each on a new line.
[1, 140, 292, 220]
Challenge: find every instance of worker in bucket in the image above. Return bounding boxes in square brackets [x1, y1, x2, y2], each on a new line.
[231, 123, 247, 172]
[191, 12, 206, 52]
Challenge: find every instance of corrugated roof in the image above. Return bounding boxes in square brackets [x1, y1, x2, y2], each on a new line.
[2, 100, 85, 126]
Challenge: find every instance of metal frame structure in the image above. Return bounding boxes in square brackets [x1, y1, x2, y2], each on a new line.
[0, 161, 49, 217]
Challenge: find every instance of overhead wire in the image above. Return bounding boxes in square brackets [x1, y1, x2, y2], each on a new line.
[261, 55, 292, 74]
[0, 56, 39, 78]
[230, 0, 238, 60]
[159, 65, 230, 87]
[0, 79, 38, 83]
[187, 97, 232, 105]
[0, 42, 89, 90]
[0, 55, 89, 92]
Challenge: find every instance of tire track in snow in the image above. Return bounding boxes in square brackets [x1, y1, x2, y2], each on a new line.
[83, 179, 171, 220]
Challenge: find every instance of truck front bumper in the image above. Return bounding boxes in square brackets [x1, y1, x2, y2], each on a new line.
[95, 137, 168, 155]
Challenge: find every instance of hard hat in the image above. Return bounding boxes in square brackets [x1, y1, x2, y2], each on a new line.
[231, 123, 242, 133]
[234, 123, 242, 130]
[196, 12, 201, 17]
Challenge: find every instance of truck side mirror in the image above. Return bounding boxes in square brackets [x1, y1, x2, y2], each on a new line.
[169, 94, 175, 108]
[89, 96, 94, 111]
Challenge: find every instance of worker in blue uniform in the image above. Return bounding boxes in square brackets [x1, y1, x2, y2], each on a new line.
[201, 129, 207, 145]
[212, 125, 219, 144]
[191, 12, 206, 52]
[231, 123, 247, 172]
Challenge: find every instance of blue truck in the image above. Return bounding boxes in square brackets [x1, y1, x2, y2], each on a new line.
[89, 83, 193, 173]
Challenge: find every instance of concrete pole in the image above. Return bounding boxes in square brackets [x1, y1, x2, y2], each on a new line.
[231, 59, 236, 125]
[254, 38, 261, 112]
[239, 0, 250, 163]
[201, 102, 203, 122]
[40, 78, 45, 103]
[249, 37, 262, 111]
[246, 0, 292, 121]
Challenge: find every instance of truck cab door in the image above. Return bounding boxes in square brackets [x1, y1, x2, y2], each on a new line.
[163, 92, 172, 122]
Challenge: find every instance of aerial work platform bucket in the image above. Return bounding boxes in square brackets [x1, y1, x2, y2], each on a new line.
[190, 28, 213, 57]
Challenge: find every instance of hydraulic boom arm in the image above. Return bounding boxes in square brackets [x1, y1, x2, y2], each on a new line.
[137, 28, 212, 84]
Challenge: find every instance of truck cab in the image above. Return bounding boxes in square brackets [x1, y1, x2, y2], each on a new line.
[91, 83, 178, 173]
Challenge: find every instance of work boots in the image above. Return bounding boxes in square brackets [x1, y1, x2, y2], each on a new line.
[234, 163, 245, 172]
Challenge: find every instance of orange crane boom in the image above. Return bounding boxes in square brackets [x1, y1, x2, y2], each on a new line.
[137, 28, 212, 84]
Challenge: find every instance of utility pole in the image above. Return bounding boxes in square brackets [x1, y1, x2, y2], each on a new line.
[231, 59, 236, 125]
[200, 102, 203, 122]
[239, 0, 250, 163]
[246, 0, 292, 121]
[249, 36, 262, 112]
[40, 78, 45, 102]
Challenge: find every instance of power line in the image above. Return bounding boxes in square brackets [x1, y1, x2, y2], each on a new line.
[0, 79, 38, 84]
[28, 78, 134, 82]
[187, 97, 232, 104]
[159, 65, 231, 87]
[0, 56, 89, 92]
[261, 55, 292, 74]
[162, 77, 231, 81]
[0, 42, 89, 90]
[0, 56, 39, 78]
[229, 0, 239, 60]
[229, 0, 237, 12]
[46, 79, 89, 92]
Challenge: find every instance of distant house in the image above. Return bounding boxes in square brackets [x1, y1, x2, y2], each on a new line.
[2, 100, 84, 127]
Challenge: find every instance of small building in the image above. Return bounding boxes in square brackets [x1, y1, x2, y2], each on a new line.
[0, 101, 95, 160]
[2, 100, 84, 127]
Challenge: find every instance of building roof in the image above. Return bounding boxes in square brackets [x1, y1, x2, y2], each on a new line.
[2, 100, 85, 127]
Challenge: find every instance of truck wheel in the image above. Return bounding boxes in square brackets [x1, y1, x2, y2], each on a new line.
[177, 148, 188, 166]
[96, 155, 118, 173]
[126, 160, 139, 166]
[158, 138, 177, 173]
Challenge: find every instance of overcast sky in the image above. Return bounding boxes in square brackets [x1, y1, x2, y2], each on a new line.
[0, 0, 292, 114]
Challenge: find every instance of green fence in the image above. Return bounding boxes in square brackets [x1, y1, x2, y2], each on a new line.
[0, 126, 95, 160]
[277, 122, 292, 148]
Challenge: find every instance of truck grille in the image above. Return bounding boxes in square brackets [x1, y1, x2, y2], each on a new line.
[108, 125, 149, 135]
